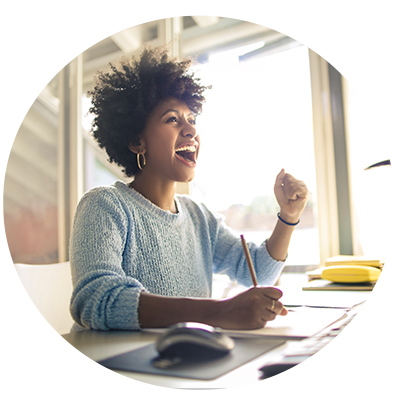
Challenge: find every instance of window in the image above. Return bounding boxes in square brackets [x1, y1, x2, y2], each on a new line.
[191, 43, 319, 267]
[3, 15, 386, 265]
[4, 81, 60, 264]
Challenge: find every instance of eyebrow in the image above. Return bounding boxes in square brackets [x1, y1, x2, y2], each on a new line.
[160, 109, 194, 119]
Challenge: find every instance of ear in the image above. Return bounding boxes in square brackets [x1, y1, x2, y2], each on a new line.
[128, 138, 146, 155]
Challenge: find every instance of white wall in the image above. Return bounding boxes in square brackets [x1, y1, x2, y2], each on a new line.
[343, 79, 393, 259]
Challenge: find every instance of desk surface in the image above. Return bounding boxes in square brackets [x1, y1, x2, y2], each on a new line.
[3, 274, 394, 389]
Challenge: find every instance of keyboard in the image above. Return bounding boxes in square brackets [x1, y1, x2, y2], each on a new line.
[260, 300, 395, 379]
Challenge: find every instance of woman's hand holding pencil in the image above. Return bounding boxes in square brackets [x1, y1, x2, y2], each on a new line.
[204, 235, 287, 330]
[139, 235, 288, 331]
[208, 286, 287, 330]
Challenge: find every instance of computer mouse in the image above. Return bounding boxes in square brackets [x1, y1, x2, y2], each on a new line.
[155, 322, 235, 361]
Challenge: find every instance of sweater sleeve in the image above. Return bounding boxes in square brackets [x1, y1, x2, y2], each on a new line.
[69, 188, 145, 331]
[204, 207, 286, 287]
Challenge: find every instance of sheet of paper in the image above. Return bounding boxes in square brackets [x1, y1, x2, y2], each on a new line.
[221, 307, 347, 339]
[279, 288, 370, 309]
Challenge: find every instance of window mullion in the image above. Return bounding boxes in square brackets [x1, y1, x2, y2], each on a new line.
[309, 49, 340, 263]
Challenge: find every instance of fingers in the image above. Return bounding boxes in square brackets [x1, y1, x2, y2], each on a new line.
[270, 299, 276, 311]
[267, 296, 285, 316]
[274, 169, 308, 198]
[274, 171, 309, 222]
[221, 287, 287, 329]
[282, 174, 308, 200]
[280, 306, 288, 316]
[274, 302, 288, 316]
[255, 287, 287, 318]
[260, 286, 283, 300]
[274, 168, 286, 189]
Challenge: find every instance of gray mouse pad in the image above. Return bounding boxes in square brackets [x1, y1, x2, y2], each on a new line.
[97, 337, 285, 380]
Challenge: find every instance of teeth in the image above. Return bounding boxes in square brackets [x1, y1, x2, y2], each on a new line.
[176, 145, 196, 152]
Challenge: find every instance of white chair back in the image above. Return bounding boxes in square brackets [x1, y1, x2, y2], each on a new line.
[14, 262, 74, 335]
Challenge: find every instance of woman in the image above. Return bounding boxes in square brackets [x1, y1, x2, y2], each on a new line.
[69, 46, 308, 331]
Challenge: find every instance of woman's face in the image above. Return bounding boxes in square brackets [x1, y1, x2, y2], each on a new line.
[134, 97, 200, 184]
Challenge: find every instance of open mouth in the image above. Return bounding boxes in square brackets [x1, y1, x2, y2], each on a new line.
[175, 145, 196, 163]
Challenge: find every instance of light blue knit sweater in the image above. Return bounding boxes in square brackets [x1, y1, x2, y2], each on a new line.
[69, 181, 285, 331]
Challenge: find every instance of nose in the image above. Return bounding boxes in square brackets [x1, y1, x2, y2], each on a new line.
[181, 122, 197, 139]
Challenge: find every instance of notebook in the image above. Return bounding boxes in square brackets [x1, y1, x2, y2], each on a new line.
[302, 279, 376, 291]
[219, 306, 347, 339]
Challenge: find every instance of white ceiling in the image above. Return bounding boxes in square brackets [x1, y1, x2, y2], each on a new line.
[3, 15, 88, 52]
[3, 15, 220, 52]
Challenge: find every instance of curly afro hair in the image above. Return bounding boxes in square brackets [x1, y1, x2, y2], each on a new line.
[88, 45, 210, 177]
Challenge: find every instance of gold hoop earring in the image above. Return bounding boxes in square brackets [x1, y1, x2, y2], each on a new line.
[137, 152, 146, 170]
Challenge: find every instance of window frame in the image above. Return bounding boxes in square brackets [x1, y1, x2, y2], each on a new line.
[3, 37, 68, 262]
[308, 50, 340, 264]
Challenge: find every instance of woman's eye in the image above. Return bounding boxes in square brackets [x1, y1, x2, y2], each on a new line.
[166, 116, 195, 125]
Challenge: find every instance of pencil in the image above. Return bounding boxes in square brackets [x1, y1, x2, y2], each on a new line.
[240, 234, 258, 287]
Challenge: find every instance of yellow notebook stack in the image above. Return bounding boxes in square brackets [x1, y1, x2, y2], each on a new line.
[324, 255, 384, 269]
[303, 255, 384, 291]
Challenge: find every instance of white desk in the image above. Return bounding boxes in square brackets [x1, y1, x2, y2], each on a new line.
[3, 274, 394, 392]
